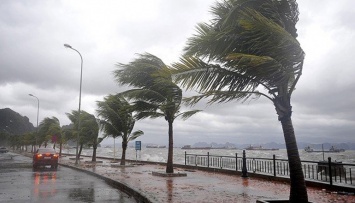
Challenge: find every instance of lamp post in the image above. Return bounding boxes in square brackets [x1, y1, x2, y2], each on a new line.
[64, 43, 83, 165]
[29, 94, 39, 152]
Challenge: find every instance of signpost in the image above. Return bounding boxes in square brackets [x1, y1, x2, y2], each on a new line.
[135, 141, 141, 161]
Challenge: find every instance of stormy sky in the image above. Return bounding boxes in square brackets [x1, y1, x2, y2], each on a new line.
[1, 0, 354, 146]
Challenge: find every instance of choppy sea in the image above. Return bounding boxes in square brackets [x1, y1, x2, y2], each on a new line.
[64, 147, 355, 165]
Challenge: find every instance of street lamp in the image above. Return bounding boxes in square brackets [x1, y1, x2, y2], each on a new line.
[29, 94, 39, 152]
[64, 43, 83, 165]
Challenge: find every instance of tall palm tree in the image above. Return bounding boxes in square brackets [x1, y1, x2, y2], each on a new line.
[96, 94, 143, 165]
[172, 0, 307, 202]
[114, 53, 201, 173]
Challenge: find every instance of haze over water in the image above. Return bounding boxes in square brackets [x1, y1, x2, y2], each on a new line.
[66, 147, 355, 165]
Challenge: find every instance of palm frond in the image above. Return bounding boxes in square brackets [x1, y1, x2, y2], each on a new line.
[134, 111, 165, 120]
[173, 56, 259, 95]
[183, 89, 268, 106]
[128, 130, 144, 142]
[175, 0, 304, 106]
[176, 110, 202, 120]
[121, 89, 166, 104]
[96, 94, 135, 139]
[114, 53, 168, 88]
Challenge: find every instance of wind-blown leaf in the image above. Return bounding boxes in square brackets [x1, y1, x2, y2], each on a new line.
[128, 130, 144, 142]
[177, 110, 202, 120]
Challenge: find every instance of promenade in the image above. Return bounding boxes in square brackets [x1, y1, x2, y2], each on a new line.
[59, 155, 355, 203]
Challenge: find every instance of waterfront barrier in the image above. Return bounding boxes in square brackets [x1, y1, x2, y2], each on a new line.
[60, 151, 355, 192]
[184, 150, 355, 188]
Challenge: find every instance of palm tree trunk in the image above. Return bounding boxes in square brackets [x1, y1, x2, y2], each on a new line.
[121, 139, 127, 165]
[59, 143, 62, 157]
[78, 144, 83, 159]
[281, 117, 308, 202]
[92, 144, 97, 162]
[166, 121, 174, 173]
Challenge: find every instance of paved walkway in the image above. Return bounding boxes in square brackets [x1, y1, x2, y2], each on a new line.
[58, 155, 355, 203]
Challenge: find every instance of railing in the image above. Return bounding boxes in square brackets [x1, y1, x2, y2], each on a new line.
[184, 151, 355, 187]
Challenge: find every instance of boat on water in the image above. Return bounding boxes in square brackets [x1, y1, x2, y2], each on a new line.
[181, 145, 211, 150]
[146, 145, 166, 148]
[304, 146, 315, 152]
[244, 145, 279, 151]
[304, 146, 345, 153]
[181, 145, 237, 150]
[329, 146, 345, 152]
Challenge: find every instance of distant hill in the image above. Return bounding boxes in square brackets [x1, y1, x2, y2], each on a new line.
[187, 141, 355, 150]
[0, 108, 35, 135]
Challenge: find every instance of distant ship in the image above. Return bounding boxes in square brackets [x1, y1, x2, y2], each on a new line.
[304, 146, 345, 153]
[245, 145, 279, 151]
[329, 146, 345, 152]
[181, 145, 237, 150]
[181, 145, 211, 150]
[146, 145, 166, 148]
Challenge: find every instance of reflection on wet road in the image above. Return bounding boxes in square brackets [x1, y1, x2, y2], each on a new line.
[0, 152, 136, 202]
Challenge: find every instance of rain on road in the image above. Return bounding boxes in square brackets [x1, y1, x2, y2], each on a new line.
[0, 152, 136, 203]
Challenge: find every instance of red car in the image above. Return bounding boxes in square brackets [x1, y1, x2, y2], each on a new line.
[33, 148, 59, 169]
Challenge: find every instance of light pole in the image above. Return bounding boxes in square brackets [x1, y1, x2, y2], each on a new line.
[64, 43, 83, 165]
[29, 94, 39, 152]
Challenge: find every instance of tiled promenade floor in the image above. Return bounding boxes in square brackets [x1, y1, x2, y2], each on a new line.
[60, 156, 355, 203]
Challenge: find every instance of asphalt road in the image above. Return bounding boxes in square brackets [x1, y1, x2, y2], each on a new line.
[0, 152, 136, 203]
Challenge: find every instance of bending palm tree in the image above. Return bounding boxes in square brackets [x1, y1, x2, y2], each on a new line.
[114, 53, 200, 173]
[172, 0, 307, 202]
[96, 94, 143, 165]
[38, 117, 61, 149]
[66, 110, 99, 160]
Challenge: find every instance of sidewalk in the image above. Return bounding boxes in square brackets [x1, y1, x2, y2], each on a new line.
[59, 155, 355, 203]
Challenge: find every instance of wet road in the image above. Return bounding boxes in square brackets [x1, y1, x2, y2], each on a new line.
[0, 152, 136, 203]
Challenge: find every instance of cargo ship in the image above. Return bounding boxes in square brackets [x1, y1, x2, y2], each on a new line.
[244, 145, 279, 151]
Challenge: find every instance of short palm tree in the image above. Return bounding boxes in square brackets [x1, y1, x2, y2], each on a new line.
[96, 94, 143, 165]
[66, 110, 99, 160]
[114, 53, 201, 173]
[38, 117, 61, 149]
[80, 115, 101, 162]
[172, 0, 307, 202]
[23, 132, 35, 152]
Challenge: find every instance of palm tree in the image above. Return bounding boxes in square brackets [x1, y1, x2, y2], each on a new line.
[114, 53, 201, 173]
[172, 0, 307, 202]
[97, 94, 143, 165]
[38, 117, 61, 149]
[81, 115, 100, 162]
[66, 110, 99, 160]
[23, 132, 36, 152]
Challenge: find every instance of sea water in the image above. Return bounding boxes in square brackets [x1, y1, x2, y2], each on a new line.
[65, 147, 355, 164]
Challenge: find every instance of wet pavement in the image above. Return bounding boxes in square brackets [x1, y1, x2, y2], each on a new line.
[59, 155, 355, 203]
[0, 152, 136, 203]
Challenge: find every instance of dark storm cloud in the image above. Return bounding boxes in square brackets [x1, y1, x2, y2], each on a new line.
[1, 0, 354, 145]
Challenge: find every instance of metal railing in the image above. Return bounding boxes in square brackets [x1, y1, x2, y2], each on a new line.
[184, 151, 355, 187]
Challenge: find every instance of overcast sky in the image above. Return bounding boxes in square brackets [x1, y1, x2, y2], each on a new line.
[1, 0, 354, 146]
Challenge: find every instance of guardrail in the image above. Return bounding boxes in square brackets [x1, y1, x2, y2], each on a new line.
[184, 150, 355, 187]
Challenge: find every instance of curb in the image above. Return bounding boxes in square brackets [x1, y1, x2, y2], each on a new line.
[59, 162, 152, 203]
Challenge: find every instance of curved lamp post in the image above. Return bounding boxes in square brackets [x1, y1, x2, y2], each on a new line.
[29, 94, 39, 152]
[64, 43, 83, 165]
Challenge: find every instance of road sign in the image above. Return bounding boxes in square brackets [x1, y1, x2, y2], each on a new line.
[135, 141, 141, 151]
